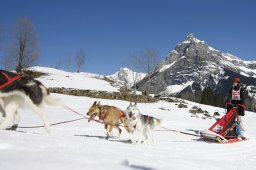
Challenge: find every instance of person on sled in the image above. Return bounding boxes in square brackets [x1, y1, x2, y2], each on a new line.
[226, 77, 247, 140]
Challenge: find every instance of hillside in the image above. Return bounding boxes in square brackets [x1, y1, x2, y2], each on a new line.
[30, 66, 120, 92]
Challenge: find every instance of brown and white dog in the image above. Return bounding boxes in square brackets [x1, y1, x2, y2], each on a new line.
[87, 101, 130, 139]
[0, 70, 62, 132]
[125, 102, 163, 144]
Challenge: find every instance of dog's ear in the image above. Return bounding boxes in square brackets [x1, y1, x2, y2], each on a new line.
[93, 101, 97, 106]
[97, 101, 101, 105]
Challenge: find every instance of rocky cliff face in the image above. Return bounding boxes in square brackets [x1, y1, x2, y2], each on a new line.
[136, 34, 256, 110]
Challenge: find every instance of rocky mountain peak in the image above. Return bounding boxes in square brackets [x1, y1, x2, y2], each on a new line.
[186, 33, 203, 43]
[187, 33, 195, 40]
[136, 35, 256, 111]
[162, 34, 217, 69]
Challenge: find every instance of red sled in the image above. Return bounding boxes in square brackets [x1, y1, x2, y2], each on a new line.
[200, 105, 246, 144]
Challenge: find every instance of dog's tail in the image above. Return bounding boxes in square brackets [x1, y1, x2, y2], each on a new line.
[154, 118, 164, 126]
[41, 86, 63, 106]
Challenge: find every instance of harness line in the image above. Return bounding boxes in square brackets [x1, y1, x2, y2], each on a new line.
[158, 126, 200, 137]
[18, 117, 86, 129]
[17, 104, 200, 137]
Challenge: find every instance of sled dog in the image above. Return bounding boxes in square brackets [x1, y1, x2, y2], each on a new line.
[87, 101, 130, 139]
[0, 70, 62, 132]
[125, 102, 163, 144]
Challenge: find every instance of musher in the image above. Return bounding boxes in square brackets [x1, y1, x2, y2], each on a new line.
[226, 77, 247, 140]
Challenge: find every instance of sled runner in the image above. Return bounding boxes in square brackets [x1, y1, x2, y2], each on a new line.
[200, 104, 247, 144]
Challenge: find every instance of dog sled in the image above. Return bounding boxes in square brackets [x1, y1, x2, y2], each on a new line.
[200, 104, 247, 144]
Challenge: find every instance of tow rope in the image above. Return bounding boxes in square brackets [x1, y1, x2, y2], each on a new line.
[18, 118, 86, 129]
[158, 126, 200, 137]
[17, 105, 201, 137]
[18, 105, 113, 129]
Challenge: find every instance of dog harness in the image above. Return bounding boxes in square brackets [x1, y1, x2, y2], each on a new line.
[100, 106, 127, 125]
[0, 70, 23, 90]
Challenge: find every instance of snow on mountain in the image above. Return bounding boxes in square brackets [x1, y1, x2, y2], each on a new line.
[158, 61, 176, 72]
[1, 66, 256, 170]
[30, 66, 119, 92]
[107, 67, 146, 88]
[160, 81, 194, 95]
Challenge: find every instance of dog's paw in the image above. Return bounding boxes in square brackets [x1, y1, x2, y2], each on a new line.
[6, 124, 18, 131]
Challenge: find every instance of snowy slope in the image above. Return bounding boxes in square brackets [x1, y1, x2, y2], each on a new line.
[1, 67, 256, 170]
[31, 66, 119, 92]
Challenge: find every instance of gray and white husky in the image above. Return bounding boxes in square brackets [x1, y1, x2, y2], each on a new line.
[0, 70, 62, 132]
[125, 102, 163, 144]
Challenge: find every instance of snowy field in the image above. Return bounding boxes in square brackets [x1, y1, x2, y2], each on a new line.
[0, 67, 256, 170]
[1, 94, 256, 170]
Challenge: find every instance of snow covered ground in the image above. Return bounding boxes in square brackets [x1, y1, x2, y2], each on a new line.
[1, 67, 256, 170]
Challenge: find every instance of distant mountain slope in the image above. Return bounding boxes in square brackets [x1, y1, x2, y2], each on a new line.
[136, 34, 256, 110]
[107, 67, 146, 89]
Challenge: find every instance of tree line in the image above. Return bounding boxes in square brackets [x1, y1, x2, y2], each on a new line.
[168, 85, 255, 112]
[0, 17, 86, 73]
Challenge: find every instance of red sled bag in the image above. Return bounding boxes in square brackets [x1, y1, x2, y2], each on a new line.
[200, 105, 243, 143]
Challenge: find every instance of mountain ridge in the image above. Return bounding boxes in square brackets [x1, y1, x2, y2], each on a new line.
[135, 34, 256, 110]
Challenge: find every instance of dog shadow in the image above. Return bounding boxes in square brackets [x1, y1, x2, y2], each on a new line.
[108, 138, 132, 144]
[186, 128, 200, 135]
[75, 134, 131, 144]
[192, 137, 215, 144]
[74, 134, 106, 140]
[121, 160, 157, 170]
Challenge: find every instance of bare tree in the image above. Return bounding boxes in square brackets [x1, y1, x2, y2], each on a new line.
[0, 24, 3, 51]
[75, 49, 86, 73]
[128, 48, 160, 94]
[3, 44, 16, 70]
[0, 24, 16, 70]
[0, 24, 4, 68]
[55, 59, 62, 70]
[6, 17, 40, 72]
[64, 52, 73, 71]
[127, 56, 140, 92]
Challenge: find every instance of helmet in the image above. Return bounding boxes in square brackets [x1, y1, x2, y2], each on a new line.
[232, 77, 240, 83]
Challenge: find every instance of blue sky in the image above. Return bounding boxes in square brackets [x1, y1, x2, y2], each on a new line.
[0, 0, 255, 75]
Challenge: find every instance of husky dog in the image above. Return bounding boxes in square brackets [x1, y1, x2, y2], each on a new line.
[125, 102, 163, 144]
[87, 101, 131, 139]
[0, 70, 62, 132]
